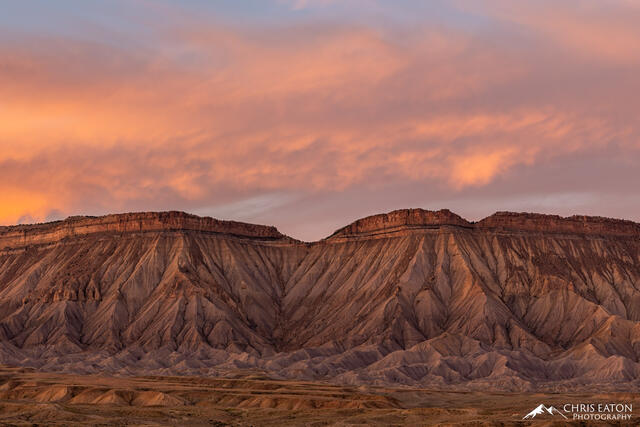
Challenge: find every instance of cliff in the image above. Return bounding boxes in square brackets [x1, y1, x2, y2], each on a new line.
[3, 209, 639, 251]
[327, 209, 471, 239]
[328, 208, 640, 239]
[1, 208, 640, 392]
[476, 211, 640, 236]
[0, 211, 288, 250]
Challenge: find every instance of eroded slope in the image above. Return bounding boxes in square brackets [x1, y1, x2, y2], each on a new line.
[0, 209, 639, 391]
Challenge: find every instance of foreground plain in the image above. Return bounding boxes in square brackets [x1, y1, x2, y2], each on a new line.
[0, 366, 637, 426]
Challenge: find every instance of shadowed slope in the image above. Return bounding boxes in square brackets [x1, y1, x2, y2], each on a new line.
[0, 209, 640, 391]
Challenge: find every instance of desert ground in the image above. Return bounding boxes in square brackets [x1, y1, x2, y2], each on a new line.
[2, 211, 640, 425]
[0, 366, 636, 426]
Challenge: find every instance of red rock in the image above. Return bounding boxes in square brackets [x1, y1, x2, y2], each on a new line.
[327, 209, 471, 239]
[0, 211, 288, 250]
[0, 208, 640, 392]
[476, 211, 640, 236]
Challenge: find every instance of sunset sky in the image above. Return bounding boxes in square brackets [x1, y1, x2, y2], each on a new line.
[2, 0, 639, 240]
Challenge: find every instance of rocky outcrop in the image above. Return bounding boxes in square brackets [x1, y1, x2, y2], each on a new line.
[328, 208, 640, 239]
[0, 211, 289, 251]
[3, 209, 639, 251]
[327, 209, 471, 239]
[1, 208, 640, 391]
[476, 211, 640, 236]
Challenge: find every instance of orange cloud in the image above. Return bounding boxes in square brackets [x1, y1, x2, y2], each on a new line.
[468, 0, 640, 65]
[1, 4, 639, 232]
[450, 148, 519, 188]
[0, 191, 51, 225]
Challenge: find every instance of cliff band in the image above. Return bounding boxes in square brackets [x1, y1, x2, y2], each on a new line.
[0, 209, 639, 391]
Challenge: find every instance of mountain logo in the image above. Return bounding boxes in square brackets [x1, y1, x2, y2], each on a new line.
[523, 404, 568, 419]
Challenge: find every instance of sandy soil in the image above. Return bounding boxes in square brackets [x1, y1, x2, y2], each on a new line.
[0, 366, 637, 426]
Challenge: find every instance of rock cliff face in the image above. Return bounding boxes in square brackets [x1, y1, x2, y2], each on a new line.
[476, 211, 640, 236]
[0, 211, 288, 251]
[0, 208, 639, 391]
[327, 209, 471, 239]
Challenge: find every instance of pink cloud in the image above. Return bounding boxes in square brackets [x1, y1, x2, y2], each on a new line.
[0, 3, 639, 237]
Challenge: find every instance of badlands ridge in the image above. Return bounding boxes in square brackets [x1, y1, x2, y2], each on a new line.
[1, 209, 640, 391]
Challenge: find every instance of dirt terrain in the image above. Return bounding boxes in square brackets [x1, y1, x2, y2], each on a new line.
[0, 366, 636, 426]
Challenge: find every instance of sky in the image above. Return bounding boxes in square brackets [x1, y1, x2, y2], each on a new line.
[1, 0, 639, 241]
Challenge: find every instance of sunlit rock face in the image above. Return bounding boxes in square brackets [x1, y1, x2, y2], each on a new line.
[1, 209, 640, 391]
[0, 211, 287, 250]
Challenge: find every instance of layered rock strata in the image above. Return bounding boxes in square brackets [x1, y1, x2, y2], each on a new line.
[0, 209, 639, 391]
